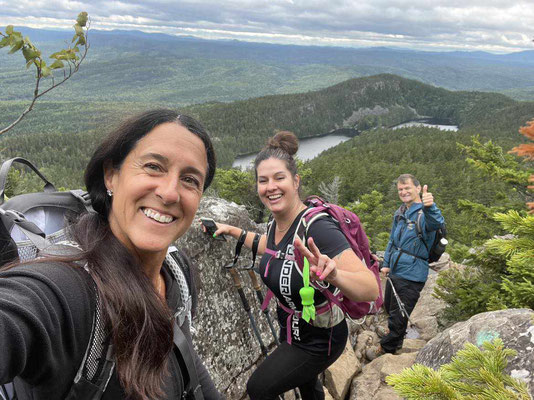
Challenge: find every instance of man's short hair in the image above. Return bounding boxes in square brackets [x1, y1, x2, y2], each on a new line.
[396, 174, 420, 187]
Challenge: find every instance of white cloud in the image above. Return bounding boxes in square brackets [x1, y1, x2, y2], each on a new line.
[0, 0, 533, 52]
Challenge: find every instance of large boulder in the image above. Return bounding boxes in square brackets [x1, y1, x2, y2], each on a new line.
[429, 252, 450, 272]
[324, 341, 361, 400]
[177, 197, 275, 399]
[416, 308, 534, 397]
[409, 272, 447, 341]
[350, 352, 417, 400]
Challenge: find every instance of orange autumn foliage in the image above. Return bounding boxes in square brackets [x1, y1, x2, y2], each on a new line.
[512, 120, 534, 212]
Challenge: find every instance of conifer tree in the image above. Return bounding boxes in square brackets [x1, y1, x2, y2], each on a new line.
[318, 176, 341, 204]
[386, 339, 531, 399]
[435, 124, 534, 324]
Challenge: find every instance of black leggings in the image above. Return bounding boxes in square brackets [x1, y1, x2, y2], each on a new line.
[246, 339, 346, 400]
[380, 275, 425, 353]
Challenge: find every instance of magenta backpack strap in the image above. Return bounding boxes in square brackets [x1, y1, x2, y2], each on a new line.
[261, 289, 275, 311]
[277, 302, 298, 345]
[263, 248, 296, 278]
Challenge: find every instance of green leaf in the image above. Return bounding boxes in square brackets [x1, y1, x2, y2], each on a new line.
[5, 25, 13, 35]
[49, 60, 64, 69]
[73, 24, 84, 36]
[50, 50, 67, 60]
[76, 36, 86, 46]
[22, 46, 39, 62]
[0, 36, 9, 48]
[77, 12, 88, 27]
[8, 38, 23, 53]
[41, 66, 52, 77]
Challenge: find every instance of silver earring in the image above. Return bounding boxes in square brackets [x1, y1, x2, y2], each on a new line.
[107, 189, 113, 197]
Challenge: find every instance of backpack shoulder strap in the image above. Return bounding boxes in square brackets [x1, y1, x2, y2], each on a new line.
[166, 246, 195, 327]
[70, 190, 95, 214]
[172, 321, 204, 400]
[300, 210, 331, 239]
[166, 247, 204, 400]
[415, 209, 431, 254]
[55, 242, 115, 400]
[64, 286, 115, 400]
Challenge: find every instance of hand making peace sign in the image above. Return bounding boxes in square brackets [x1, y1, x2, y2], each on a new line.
[293, 236, 338, 283]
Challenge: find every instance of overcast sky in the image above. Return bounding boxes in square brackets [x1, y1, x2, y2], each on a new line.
[1, 0, 533, 53]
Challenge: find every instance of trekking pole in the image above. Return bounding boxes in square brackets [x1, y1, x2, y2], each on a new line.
[245, 267, 280, 345]
[225, 230, 268, 357]
[386, 276, 416, 328]
[241, 234, 298, 400]
[243, 233, 280, 346]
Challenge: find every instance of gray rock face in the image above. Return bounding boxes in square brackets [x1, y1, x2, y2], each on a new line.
[350, 352, 416, 400]
[410, 272, 447, 341]
[416, 308, 534, 397]
[324, 341, 361, 400]
[177, 197, 274, 399]
[429, 252, 450, 272]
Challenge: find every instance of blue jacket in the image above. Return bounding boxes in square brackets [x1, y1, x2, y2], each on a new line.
[383, 202, 445, 282]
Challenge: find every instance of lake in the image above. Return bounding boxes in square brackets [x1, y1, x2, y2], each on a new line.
[392, 119, 459, 131]
[232, 134, 352, 170]
[232, 119, 459, 169]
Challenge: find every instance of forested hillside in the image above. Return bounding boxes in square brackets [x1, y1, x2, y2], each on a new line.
[2, 74, 533, 257]
[0, 75, 534, 187]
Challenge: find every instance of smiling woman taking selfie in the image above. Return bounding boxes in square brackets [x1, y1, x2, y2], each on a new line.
[0, 109, 222, 400]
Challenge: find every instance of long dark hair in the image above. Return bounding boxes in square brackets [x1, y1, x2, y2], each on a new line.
[81, 109, 215, 399]
[4, 110, 215, 400]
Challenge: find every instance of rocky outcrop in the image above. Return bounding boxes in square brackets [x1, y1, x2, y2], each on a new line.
[178, 197, 532, 399]
[324, 341, 361, 400]
[416, 308, 534, 397]
[178, 197, 272, 399]
[341, 262, 448, 398]
[350, 352, 417, 400]
[343, 105, 390, 126]
[409, 271, 447, 341]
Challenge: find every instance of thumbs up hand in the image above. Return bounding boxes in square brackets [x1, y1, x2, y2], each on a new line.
[421, 184, 434, 207]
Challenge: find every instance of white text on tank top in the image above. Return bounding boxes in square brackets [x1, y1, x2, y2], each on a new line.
[279, 244, 300, 341]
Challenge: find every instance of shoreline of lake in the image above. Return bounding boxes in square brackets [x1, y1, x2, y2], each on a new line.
[233, 127, 359, 159]
[232, 119, 459, 169]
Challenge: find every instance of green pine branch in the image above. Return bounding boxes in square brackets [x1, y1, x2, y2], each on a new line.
[386, 339, 531, 400]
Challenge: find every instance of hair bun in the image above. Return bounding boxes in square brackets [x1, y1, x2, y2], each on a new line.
[267, 131, 299, 156]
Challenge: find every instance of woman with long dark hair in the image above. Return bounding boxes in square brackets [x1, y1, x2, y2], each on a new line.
[0, 109, 221, 400]
[207, 131, 379, 400]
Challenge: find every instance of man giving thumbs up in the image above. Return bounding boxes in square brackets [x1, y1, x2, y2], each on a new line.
[370, 174, 444, 359]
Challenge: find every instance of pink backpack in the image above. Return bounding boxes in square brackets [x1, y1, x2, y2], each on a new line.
[262, 195, 383, 324]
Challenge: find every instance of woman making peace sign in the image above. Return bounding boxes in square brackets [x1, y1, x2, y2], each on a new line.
[209, 131, 379, 400]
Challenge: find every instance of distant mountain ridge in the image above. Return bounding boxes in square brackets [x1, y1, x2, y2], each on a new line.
[2, 27, 534, 107]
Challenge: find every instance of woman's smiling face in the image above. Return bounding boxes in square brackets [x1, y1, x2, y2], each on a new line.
[256, 157, 300, 215]
[104, 122, 208, 261]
